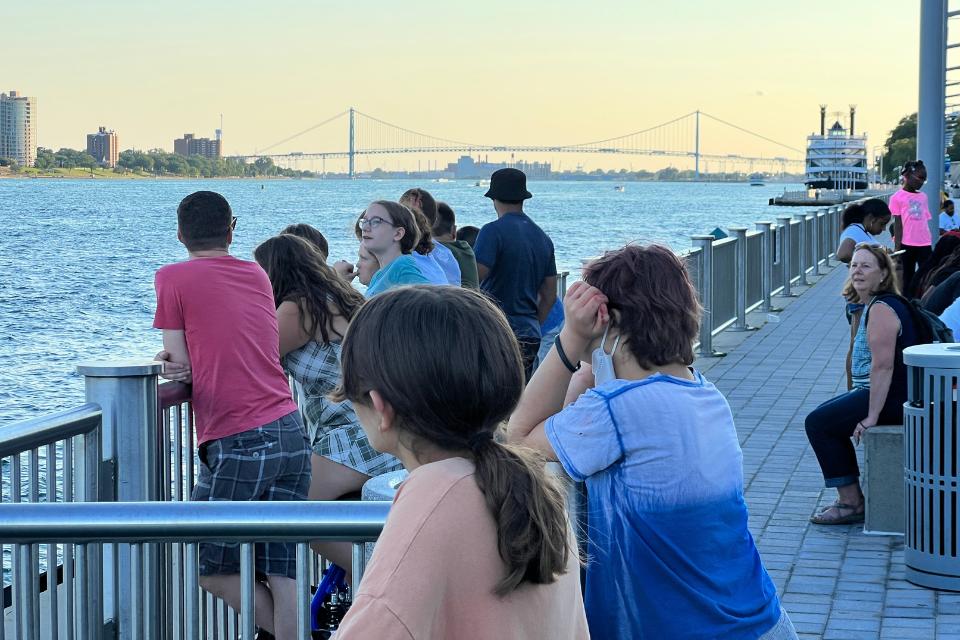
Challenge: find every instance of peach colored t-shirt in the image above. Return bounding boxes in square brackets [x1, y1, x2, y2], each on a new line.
[335, 457, 589, 640]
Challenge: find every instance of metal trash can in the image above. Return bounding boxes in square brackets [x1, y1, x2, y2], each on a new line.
[903, 344, 960, 590]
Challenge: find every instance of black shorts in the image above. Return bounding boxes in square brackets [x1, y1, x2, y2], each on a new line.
[193, 411, 312, 579]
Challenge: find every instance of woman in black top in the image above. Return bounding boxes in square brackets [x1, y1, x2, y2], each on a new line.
[805, 244, 921, 525]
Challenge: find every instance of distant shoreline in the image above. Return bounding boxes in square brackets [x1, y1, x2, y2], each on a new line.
[0, 171, 303, 181]
[0, 173, 801, 184]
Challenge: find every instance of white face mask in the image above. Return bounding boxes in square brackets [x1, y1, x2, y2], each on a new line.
[591, 325, 620, 386]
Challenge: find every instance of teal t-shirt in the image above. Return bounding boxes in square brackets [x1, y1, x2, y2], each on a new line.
[365, 254, 431, 297]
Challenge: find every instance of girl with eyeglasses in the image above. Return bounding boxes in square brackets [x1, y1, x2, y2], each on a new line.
[353, 200, 430, 297]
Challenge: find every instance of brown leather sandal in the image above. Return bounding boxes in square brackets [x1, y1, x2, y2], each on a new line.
[810, 501, 865, 525]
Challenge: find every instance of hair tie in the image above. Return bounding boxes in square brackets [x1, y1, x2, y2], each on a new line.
[466, 430, 494, 453]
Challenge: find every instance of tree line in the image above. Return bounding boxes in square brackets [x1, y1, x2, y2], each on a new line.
[882, 112, 960, 181]
[16, 147, 314, 178]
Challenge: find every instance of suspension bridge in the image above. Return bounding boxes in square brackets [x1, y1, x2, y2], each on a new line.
[239, 109, 806, 178]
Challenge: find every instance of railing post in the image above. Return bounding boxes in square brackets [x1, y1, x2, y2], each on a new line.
[78, 360, 163, 640]
[812, 209, 823, 274]
[830, 206, 841, 263]
[691, 235, 723, 357]
[777, 216, 796, 297]
[793, 212, 809, 286]
[755, 221, 775, 312]
[729, 227, 750, 331]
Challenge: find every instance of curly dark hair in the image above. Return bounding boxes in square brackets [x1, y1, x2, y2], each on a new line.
[253, 234, 365, 345]
[583, 243, 701, 369]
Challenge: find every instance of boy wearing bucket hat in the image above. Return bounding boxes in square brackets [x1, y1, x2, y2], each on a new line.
[474, 168, 558, 379]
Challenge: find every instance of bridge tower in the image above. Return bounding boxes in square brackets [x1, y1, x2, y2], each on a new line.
[695, 110, 700, 181]
[349, 108, 355, 179]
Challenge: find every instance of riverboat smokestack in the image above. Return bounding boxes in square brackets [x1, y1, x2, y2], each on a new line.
[849, 105, 856, 136]
[820, 105, 827, 136]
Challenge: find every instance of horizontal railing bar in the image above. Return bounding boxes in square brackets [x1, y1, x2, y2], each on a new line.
[159, 381, 192, 409]
[0, 502, 390, 543]
[0, 404, 101, 458]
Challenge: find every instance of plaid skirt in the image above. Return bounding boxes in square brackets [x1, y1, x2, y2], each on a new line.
[284, 340, 403, 477]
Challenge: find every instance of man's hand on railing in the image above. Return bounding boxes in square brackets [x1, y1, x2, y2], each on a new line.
[155, 350, 192, 384]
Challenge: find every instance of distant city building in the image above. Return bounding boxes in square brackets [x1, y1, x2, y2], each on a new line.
[508, 160, 551, 181]
[452, 155, 551, 180]
[173, 133, 221, 159]
[86, 126, 119, 167]
[0, 90, 38, 167]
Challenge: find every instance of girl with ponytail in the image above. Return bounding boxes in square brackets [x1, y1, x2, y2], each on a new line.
[332, 286, 588, 640]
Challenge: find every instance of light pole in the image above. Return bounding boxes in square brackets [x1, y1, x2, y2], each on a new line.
[871, 145, 882, 185]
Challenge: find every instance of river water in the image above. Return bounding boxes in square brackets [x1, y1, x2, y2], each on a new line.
[0, 178, 800, 426]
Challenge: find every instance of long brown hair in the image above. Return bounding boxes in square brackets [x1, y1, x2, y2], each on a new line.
[281, 222, 329, 260]
[584, 243, 701, 369]
[333, 287, 573, 596]
[400, 188, 438, 225]
[254, 234, 365, 345]
[408, 205, 435, 255]
[918, 242, 960, 294]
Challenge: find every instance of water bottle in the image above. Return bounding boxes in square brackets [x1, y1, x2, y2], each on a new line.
[767, 314, 780, 323]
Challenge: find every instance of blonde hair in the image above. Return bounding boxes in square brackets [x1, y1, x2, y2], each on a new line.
[852, 243, 900, 296]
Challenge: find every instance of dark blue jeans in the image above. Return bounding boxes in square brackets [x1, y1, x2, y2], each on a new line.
[804, 388, 905, 488]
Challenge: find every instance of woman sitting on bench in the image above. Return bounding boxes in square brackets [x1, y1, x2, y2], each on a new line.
[805, 243, 920, 525]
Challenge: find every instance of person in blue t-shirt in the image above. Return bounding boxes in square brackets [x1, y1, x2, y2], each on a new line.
[354, 200, 430, 297]
[507, 244, 795, 640]
[473, 168, 558, 379]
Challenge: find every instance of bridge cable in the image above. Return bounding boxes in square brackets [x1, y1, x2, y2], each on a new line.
[353, 110, 488, 150]
[564, 111, 698, 149]
[699, 112, 803, 154]
[254, 110, 350, 156]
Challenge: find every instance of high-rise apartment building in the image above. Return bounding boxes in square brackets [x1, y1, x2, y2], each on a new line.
[87, 126, 119, 167]
[173, 133, 221, 159]
[0, 91, 37, 167]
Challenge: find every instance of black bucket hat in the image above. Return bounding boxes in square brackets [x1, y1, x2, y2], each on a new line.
[484, 168, 533, 201]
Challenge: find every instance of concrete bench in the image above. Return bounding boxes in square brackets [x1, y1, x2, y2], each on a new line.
[863, 425, 904, 535]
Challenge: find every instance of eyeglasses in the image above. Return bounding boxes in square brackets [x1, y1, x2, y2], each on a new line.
[359, 216, 397, 230]
[230, 217, 238, 230]
[854, 242, 882, 250]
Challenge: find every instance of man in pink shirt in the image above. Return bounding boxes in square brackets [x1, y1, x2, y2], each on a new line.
[154, 191, 309, 640]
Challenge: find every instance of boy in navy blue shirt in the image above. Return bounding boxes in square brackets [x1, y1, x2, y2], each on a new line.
[474, 168, 557, 379]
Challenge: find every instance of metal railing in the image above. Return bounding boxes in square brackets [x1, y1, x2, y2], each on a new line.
[0, 501, 389, 640]
[1, 361, 386, 640]
[689, 194, 893, 356]
[0, 403, 103, 640]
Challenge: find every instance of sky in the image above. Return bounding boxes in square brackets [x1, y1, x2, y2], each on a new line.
[0, 0, 939, 173]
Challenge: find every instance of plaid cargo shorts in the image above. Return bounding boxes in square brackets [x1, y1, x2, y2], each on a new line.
[193, 410, 312, 579]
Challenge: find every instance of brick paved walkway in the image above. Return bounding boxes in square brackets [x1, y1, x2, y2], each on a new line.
[702, 264, 960, 640]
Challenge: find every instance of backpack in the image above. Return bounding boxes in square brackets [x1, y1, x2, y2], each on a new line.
[869, 292, 954, 344]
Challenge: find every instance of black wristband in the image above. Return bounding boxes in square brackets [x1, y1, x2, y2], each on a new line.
[554, 336, 581, 373]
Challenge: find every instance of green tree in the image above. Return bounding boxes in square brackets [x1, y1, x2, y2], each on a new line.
[34, 148, 55, 169]
[882, 113, 917, 180]
[657, 167, 680, 181]
[886, 138, 917, 179]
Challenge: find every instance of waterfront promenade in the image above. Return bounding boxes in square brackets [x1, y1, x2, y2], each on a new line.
[699, 263, 959, 640]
